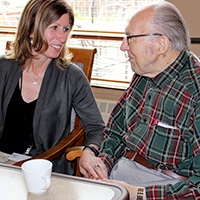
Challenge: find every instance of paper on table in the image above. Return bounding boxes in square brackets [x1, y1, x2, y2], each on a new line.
[8, 153, 31, 162]
[0, 152, 10, 162]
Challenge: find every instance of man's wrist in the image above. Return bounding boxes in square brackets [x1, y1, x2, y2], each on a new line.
[83, 144, 99, 157]
[137, 187, 144, 200]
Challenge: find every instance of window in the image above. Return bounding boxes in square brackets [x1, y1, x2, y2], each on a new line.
[0, 0, 163, 89]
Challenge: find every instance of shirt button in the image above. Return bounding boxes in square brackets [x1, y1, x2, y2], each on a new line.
[148, 95, 151, 100]
[143, 119, 147, 123]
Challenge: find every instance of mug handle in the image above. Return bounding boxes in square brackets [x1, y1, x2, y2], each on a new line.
[41, 175, 51, 190]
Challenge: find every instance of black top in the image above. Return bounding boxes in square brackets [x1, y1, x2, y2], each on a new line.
[0, 83, 36, 154]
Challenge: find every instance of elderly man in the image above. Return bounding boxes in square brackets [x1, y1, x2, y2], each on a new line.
[80, 1, 200, 199]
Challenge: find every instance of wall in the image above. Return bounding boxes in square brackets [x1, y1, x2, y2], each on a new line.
[167, 0, 200, 55]
[92, 86, 124, 123]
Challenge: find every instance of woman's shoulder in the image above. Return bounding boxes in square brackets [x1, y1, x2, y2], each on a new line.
[69, 62, 84, 71]
[0, 55, 17, 65]
[66, 62, 86, 77]
[0, 55, 8, 62]
[0, 55, 19, 73]
[66, 62, 89, 84]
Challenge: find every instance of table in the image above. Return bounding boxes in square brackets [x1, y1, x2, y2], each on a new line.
[0, 163, 129, 200]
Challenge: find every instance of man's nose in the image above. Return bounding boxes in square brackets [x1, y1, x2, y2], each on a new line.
[120, 37, 129, 52]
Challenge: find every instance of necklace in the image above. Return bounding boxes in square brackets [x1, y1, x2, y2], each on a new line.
[28, 72, 39, 85]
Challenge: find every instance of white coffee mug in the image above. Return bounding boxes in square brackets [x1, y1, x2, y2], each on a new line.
[21, 159, 52, 194]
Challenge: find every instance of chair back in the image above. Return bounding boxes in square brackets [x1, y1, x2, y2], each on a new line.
[69, 46, 97, 82]
[6, 41, 12, 51]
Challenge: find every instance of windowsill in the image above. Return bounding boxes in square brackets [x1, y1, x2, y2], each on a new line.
[91, 79, 130, 90]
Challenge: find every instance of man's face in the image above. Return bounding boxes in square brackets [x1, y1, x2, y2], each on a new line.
[120, 9, 160, 78]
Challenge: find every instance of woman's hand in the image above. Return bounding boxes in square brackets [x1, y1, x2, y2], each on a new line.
[79, 147, 108, 180]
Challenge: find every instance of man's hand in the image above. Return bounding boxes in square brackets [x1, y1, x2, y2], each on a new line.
[79, 146, 108, 180]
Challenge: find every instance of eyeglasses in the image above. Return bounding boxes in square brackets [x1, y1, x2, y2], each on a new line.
[126, 33, 163, 45]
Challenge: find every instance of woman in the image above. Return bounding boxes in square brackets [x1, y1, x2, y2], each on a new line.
[0, 0, 105, 174]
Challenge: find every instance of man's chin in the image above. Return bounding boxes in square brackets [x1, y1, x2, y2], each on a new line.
[131, 65, 138, 74]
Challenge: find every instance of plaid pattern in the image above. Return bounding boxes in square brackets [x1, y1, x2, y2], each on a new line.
[99, 51, 200, 199]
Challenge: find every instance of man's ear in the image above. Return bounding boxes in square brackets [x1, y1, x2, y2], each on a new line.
[157, 36, 170, 55]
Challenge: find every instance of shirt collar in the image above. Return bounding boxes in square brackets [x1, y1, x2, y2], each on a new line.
[149, 51, 188, 88]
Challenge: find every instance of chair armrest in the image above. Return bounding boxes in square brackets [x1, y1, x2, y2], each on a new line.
[65, 146, 84, 161]
[13, 128, 85, 167]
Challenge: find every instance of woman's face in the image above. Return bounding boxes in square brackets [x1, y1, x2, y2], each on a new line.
[39, 13, 70, 61]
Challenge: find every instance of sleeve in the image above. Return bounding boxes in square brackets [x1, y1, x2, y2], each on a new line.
[98, 92, 128, 174]
[70, 64, 105, 147]
[146, 97, 200, 200]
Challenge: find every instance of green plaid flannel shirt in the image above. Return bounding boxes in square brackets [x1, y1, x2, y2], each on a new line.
[99, 51, 200, 199]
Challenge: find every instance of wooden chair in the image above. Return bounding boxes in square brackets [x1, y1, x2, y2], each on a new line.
[5, 41, 97, 170]
[65, 146, 84, 176]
